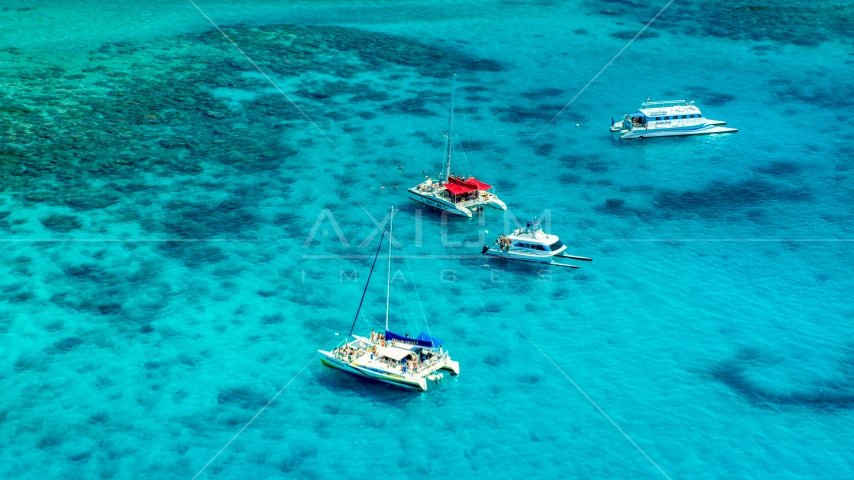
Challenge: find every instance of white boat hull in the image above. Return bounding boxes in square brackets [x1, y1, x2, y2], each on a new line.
[408, 189, 507, 218]
[620, 123, 737, 139]
[481, 246, 580, 268]
[319, 350, 459, 391]
[408, 188, 472, 217]
[483, 246, 553, 263]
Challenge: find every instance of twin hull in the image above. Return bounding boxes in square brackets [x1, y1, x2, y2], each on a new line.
[319, 352, 459, 391]
[407, 188, 506, 217]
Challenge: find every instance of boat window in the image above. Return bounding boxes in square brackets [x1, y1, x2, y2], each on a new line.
[535, 245, 545, 251]
[656, 117, 661, 120]
[548, 240, 564, 251]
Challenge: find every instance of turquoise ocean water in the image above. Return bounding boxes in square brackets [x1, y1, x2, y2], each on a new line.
[1, 0, 853, 478]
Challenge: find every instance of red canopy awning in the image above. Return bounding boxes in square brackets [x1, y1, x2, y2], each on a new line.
[464, 177, 492, 190]
[447, 176, 492, 191]
[444, 183, 476, 195]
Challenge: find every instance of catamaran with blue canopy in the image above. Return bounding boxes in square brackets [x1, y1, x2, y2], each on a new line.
[318, 207, 459, 391]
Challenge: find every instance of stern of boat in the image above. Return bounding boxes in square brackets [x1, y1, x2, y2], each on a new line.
[484, 194, 507, 211]
[441, 357, 460, 375]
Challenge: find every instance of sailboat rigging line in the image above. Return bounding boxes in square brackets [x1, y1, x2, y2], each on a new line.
[346, 225, 387, 340]
[401, 244, 432, 337]
[385, 207, 395, 332]
[361, 310, 379, 329]
[443, 74, 457, 182]
[454, 135, 474, 177]
[458, 97, 480, 177]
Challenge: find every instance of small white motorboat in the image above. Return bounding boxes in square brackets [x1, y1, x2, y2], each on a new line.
[319, 207, 459, 391]
[481, 221, 592, 268]
[611, 99, 737, 139]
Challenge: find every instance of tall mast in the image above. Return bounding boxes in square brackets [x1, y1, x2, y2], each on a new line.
[346, 217, 386, 341]
[443, 74, 457, 182]
[385, 206, 394, 333]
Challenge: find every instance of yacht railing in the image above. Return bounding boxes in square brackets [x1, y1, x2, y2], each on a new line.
[456, 193, 494, 207]
[641, 100, 689, 108]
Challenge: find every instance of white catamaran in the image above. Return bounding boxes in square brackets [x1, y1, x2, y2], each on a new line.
[481, 221, 592, 269]
[319, 207, 459, 391]
[610, 99, 737, 139]
[408, 75, 506, 218]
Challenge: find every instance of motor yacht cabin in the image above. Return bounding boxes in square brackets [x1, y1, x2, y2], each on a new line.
[610, 100, 737, 139]
[481, 222, 592, 268]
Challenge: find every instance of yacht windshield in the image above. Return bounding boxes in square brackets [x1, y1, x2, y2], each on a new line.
[548, 240, 564, 251]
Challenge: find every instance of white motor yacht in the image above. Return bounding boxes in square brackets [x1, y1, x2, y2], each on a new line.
[408, 75, 506, 218]
[611, 100, 737, 139]
[481, 221, 592, 268]
[319, 207, 459, 391]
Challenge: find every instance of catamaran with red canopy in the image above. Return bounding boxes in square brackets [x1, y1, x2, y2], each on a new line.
[408, 75, 506, 218]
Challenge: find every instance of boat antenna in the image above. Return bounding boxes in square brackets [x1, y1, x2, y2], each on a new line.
[346, 208, 389, 340]
[443, 74, 457, 182]
[385, 206, 395, 333]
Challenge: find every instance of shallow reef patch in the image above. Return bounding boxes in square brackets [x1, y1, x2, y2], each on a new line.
[588, 0, 854, 47]
[654, 179, 810, 216]
[709, 348, 854, 411]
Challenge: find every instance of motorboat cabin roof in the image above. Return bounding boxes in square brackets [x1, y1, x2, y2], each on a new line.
[508, 222, 560, 245]
[510, 231, 560, 245]
[632, 100, 702, 119]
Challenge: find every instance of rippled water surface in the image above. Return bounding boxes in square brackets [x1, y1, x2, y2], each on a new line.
[1, 1, 853, 478]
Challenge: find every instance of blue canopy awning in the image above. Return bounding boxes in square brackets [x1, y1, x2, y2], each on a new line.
[385, 330, 443, 348]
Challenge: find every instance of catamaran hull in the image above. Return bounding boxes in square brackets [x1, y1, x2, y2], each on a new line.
[408, 189, 507, 218]
[319, 350, 459, 391]
[484, 197, 507, 211]
[619, 122, 737, 139]
[407, 189, 472, 217]
[441, 359, 460, 375]
[320, 354, 428, 391]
